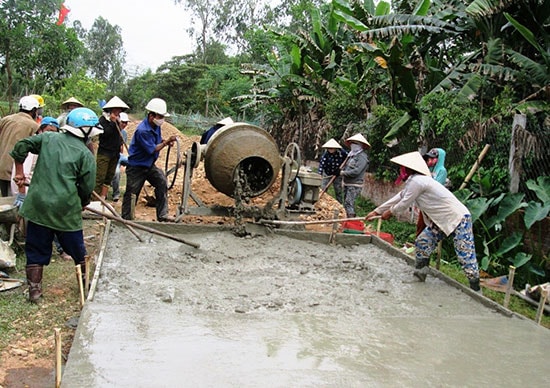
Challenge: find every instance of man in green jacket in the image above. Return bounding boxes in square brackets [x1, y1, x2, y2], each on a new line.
[11, 107, 102, 303]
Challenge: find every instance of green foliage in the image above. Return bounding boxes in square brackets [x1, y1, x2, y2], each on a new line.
[118, 70, 156, 114]
[453, 175, 550, 288]
[83, 17, 126, 93]
[0, 0, 83, 101]
[47, 71, 107, 117]
[364, 104, 417, 180]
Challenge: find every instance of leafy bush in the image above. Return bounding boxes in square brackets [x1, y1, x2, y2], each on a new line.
[453, 175, 550, 288]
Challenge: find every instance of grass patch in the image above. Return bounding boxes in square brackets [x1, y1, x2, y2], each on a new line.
[0, 219, 103, 351]
[0, 257, 82, 350]
[437, 260, 550, 328]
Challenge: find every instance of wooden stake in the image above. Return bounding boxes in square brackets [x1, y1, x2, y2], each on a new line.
[376, 217, 382, 236]
[85, 255, 90, 296]
[436, 241, 442, 270]
[535, 289, 549, 325]
[55, 328, 62, 388]
[84, 206, 201, 248]
[503, 265, 516, 309]
[76, 264, 85, 308]
[329, 208, 339, 245]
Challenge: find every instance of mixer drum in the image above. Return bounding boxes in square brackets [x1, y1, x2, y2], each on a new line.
[203, 123, 281, 198]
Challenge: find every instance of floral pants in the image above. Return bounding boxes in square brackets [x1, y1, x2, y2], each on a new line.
[415, 214, 479, 280]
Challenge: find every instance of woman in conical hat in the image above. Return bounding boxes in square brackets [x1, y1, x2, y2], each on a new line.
[340, 133, 370, 217]
[365, 151, 481, 292]
[318, 138, 347, 204]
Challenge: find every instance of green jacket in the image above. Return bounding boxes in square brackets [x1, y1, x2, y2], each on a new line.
[10, 132, 96, 231]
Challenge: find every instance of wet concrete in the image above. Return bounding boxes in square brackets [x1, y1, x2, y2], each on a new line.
[61, 224, 550, 387]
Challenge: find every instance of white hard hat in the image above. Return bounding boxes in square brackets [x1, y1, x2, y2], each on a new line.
[119, 112, 129, 122]
[345, 133, 371, 148]
[145, 98, 170, 117]
[19, 96, 40, 111]
[390, 151, 431, 176]
[103, 96, 129, 111]
[322, 138, 342, 149]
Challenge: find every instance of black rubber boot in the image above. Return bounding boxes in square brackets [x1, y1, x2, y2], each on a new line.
[469, 278, 481, 292]
[26, 264, 43, 303]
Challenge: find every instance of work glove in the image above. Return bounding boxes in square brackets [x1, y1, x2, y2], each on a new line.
[13, 193, 26, 208]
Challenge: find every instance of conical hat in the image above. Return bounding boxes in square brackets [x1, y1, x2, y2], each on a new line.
[345, 133, 370, 148]
[61, 97, 83, 108]
[102, 96, 129, 111]
[390, 151, 431, 176]
[321, 138, 342, 149]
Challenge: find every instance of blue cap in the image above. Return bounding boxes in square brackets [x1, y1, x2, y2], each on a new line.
[41, 116, 59, 129]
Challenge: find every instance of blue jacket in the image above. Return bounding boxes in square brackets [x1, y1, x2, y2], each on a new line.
[128, 119, 162, 168]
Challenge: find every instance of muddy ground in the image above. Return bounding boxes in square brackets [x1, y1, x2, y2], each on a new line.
[63, 225, 550, 386]
[0, 120, 347, 387]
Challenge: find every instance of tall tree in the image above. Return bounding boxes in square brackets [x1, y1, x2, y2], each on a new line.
[83, 16, 126, 93]
[175, 0, 214, 63]
[0, 0, 82, 106]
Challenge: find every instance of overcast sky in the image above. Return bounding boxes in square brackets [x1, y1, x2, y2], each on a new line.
[65, 0, 194, 72]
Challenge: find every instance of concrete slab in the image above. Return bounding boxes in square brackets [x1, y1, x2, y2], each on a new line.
[61, 224, 550, 387]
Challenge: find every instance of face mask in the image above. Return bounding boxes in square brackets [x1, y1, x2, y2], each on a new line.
[350, 143, 363, 152]
[153, 118, 164, 127]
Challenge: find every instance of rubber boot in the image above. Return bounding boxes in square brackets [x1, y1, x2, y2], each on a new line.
[413, 266, 429, 282]
[26, 264, 43, 303]
[469, 278, 482, 294]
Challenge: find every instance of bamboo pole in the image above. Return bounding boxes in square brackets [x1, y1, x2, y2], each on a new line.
[503, 265, 516, 309]
[85, 255, 90, 294]
[261, 216, 378, 226]
[318, 175, 337, 199]
[459, 144, 491, 190]
[91, 191, 144, 242]
[84, 206, 201, 248]
[76, 264, 85, 308]
[55, 328, 62, 388]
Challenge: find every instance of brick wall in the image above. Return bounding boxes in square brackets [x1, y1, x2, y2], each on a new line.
[361, 173, 414, 222]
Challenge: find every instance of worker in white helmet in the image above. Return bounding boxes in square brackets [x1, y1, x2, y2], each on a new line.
[0, 96, 40, 196]
[121, 98, 177, 222]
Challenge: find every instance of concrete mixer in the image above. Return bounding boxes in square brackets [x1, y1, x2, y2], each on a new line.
[164, 122, 322, 222]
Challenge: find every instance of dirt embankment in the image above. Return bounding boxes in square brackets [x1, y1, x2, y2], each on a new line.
[125, 120, 346, 230]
